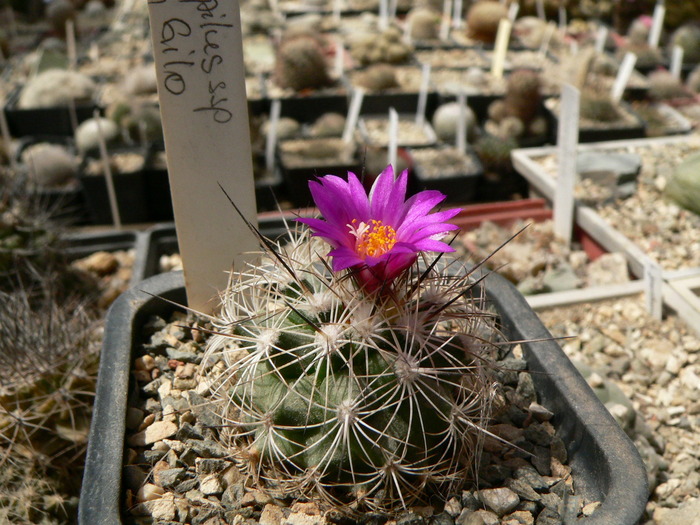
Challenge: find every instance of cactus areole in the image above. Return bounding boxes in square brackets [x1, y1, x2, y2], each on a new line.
[205, 166, 500, 514]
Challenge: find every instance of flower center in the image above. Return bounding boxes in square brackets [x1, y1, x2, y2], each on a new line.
[347, 219, 397, 258]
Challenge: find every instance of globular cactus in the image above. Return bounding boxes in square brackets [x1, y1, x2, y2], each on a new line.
[350, 27, 413, 66]
[18, 69, 96, 109]
[466, 0, 508, 43]
[432, 101, 477, 142]
[579, 91, 621, 122]
[273, 33, 333, 92]
[204, 174, 499, 514]
[668, 23, 700, 64]
[355, 63, 400, 92]
[616, 42, 662, 69]
[309, 112, 346, 138]
[474, 134, 517, 172]
[20, 142, 79, 188]
[503, 69, 541, 125]
[406, 7, 441, 41]
[647, 70, 691, 101]
[75, 116, 121, 153]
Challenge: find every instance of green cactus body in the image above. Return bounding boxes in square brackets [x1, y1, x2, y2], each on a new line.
[205, 232, 497, 512]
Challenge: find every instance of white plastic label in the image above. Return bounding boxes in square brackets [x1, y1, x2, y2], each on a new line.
[491, 18, 512, 79]
[553, 84, 580, 242]
[648, 3, 665, 48]
[644, 258, 663, 320]
[611, 52, 637, 103]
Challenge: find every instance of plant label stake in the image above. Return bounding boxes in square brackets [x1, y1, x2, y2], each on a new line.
[594, 25, 608, 54]
[0, 98, 17, 171]
[452, 0, 463, 29]
[265, 99, 281, 173]
[507, 2, 519, 22]
[553, 84, 579, 242]
[648, 1, 665, 48]
[439, 0, 452, 41]
[66, 20, 77, 70]
[388, 107, 398, 171]
[343, 88, 364, 143]
[538, 21, 556, 59]
[671, 45, 684, 79]
[536, 0, 545, 20]
[456, 90, 467, 154]
[415, 63, 431, 126]
[334, 38, 345, 79]
[491, 18, 512, 80]
[332, 0, 342, 24]
[93, 109, 121, 229]
[644, 258, 663, 320]
[379, 0, 389, 31]
[611, 52, 637, 104]
[558, 5, 566, 29]
[147, 0, 258, 313]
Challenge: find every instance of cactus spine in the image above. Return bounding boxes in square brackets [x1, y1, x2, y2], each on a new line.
[204, 229, 498, 514]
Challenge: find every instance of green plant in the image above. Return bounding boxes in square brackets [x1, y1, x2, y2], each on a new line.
[579, 92, 621, 123]
[474, 134, 518, 172]
[350, 27, 413, 66]
[204, 168, 499, 514]
[273, 33, 333, 91]
[647, 70, 690, 101]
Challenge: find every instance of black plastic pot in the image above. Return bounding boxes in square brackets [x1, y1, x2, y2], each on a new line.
[545, 100, 646, 144]
[409, 146, 483, 204]
[79, 149, 150, 225]
[3, 86, 103, 138]
[79, 267, 647, 525]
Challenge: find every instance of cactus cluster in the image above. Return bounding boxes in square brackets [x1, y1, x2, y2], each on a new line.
[273, 33, 333, 92]
[485, 70, 547, 141]
[350, 27, 413, 66]
[354, 63, 400, 92]
[579, 91, 621, 123]
[17, 69, 96, 109]
[204, 225, 499, 513]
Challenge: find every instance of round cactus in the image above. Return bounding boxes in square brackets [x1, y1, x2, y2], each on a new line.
[466, 1, 508, 43]
[273, 34, 333, 92]
[204, 175, 499, 514]
[668, 23, 700, 64]
[407, 7, 441, 40]
[355, 63, 400, 92]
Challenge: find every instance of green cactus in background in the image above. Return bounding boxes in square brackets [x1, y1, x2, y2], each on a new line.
[204, 212, 499, 513]
[668, 23, 700, 64]
[579, 91, 621, 123]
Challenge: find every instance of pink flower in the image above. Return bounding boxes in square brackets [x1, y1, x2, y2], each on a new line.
[298, 165, 460, 292]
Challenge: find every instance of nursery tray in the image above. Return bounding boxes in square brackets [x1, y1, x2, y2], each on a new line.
[79, 269, 647, 525]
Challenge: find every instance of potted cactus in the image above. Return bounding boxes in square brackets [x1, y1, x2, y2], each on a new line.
[80, 166, 647, 525]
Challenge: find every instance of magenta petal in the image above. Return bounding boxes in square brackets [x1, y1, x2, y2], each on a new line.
[327, 246, 363, 271]
[381, 169, 409, 225]
[412, 238, 456, 252]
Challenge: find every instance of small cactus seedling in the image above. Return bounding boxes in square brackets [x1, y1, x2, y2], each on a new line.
[204, 166, 501, 514]
[273, 33, 333, 92]
[466, 1, 508, 43]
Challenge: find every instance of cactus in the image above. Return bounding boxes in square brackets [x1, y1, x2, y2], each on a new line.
[687, 65, 700, 94]
[432, 101, 477, 142]
[273, 33, 333, 92]
[579, 91, 621, 123]
[647, 70, 691, 101]
[504, 69, 541, 125]
[309, 112, 346, 138]
[616, 42, 662, 69]
[74, 117, 121, 153]
[355, 63, 400, 92]
[668, 23, 700, 64]
[474, 134, 517, 172]
[466, 1, 508, 43]
[406, 7, 441, 40]
[18, 69, 96, 109]
[20, 142, 79, 188]
[350, 27, 413, 66]
[204, 168, 499, 514]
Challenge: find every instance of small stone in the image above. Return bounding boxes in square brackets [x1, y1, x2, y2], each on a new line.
[137, 483, 164, 502]
[177, 421, 205, 441]
[200, 473, 224, 495]
[259, 503, 285, 525]
[128, 420, 178, 447]
[505, 479, 541, 502]
[186, 438, 229, 458]
[503, 510, 534, 525]
[581, 501, 601, 516]
[196, 457, 228, 475]
[528, 402, 553, 422]
[398, 512, 425, 525]
[534, 507, 560, 525]
[514, 466, 548, 492]
[444, 497, 462, 518]
[479, 487, 520, 517]
[135, 354, 156, 371]
[516, 372, 536, 405]
[155, 467, 185, 489]
[287, 511, 326, 525]
[429, 511, 454, 525]
[175, 362, 197, 378]
[75, 251, 119, 275]
[137, 412, 155, 432]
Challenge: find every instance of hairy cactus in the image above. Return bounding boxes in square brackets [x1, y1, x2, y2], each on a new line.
[204, 192, 499, 513]
[474, 134, 517, 172]
[432, 101, 477, 142]
[18, 69, 96, 109]
[466, 0, 508, 43]
[648, 70, 691, 101]
[350, 27, 413, 66]
[273, 33, 333, 92]
[504, 69, 541, 124]
[309, 112, 346, 138]
[355, 63, 400, 92]
[579, 91, 621, 123]
[616, 42, 662, 69]
[20, 142, 78, 188]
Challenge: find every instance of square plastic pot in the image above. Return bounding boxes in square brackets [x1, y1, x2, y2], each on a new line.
[79, 268, 648, 525]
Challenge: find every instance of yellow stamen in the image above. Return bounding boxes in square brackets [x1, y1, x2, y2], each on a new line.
[347, 218, 397, 258]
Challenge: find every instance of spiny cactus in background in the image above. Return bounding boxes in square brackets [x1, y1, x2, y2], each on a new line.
[354, 63, 400, 92]
[273, 33, 333, 92]
[579, 91, 621, 123]
[668, 23, 700, 64]
[46, 0, 77, 39]
[466, 0, 508, 43]
[647, 70, 691, 101]
[204, 167, 500, 514]
[309, 112, 346, 138]
[0, 287, 99, 523]
[17, 69, 96, 109]
[474, 134, 518, 173]
[350, 27, 413, 66]
[485, 70, 547, 142]
[20, 142, 79, 188]
[616, 42, 662, 69]
[406, 7, 441, 41]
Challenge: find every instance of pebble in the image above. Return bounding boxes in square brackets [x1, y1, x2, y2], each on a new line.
[478, 488, 520, 516]
[127, 420, 178, 447]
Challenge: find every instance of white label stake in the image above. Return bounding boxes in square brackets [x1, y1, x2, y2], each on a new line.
[671, 45, 684, 80]
[379, 0, 389, 31]
[491, 18, 512, 79]
[536, 0, 545, 20]
[553, 84, 580, 242]
[415, 63, 431, 126]
[456, 90, 467, 153]
[648, 2, 665, 49]
[439, 0, 452, 41]
[147, 0, 258, 313]
[388, 107, 398, 172]
[644, 258, 663, 320]
[538, 21, 556, 59]
[594, 25, 608, 54]
[558, 5, 566, 29]
[0, 98, 17, 171]
[66, 20, 77, 70]
[265, 99, 281, 173]
[343, 88, 364, 143]
[611, 52, 637, 103]
[94, 110, 121, 229]
[507, 2, 519, 22]
[334, 38, 345, 79]
[452, 0, 463, 29]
